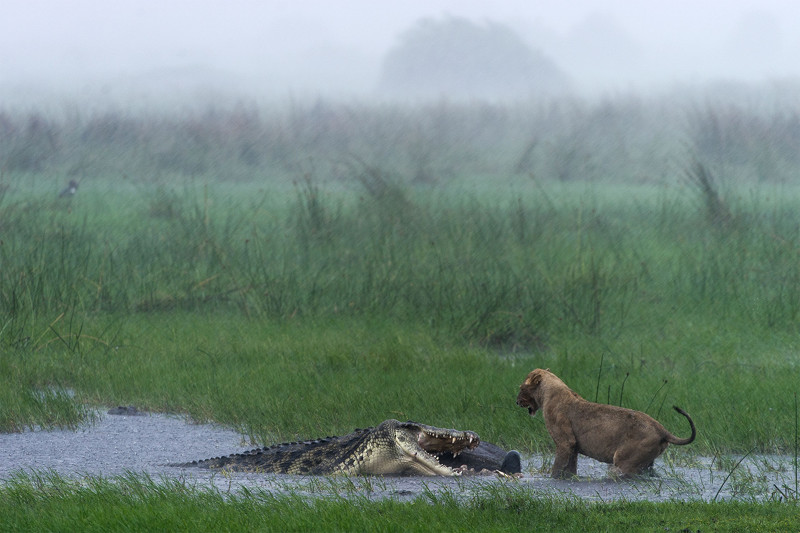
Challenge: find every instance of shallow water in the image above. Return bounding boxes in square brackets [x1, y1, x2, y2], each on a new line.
[0, 411, 795, 502]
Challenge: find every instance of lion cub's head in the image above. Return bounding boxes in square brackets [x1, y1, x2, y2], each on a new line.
[516, 368, 549, 416]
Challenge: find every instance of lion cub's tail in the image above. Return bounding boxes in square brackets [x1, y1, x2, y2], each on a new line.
[666, 406, 696, 445]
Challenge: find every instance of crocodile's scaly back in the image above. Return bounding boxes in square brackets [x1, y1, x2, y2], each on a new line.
[186, 427, 375, 474]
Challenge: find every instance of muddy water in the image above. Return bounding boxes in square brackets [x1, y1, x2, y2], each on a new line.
[0, 411, 795, 502]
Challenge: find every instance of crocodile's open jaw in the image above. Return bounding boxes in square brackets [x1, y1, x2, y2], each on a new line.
[395, 423, 480, 475]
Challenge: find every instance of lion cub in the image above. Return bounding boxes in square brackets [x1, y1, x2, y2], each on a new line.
[516, 368, 695, 478]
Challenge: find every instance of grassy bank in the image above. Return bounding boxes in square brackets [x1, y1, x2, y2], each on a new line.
[3, 312, 798, 454]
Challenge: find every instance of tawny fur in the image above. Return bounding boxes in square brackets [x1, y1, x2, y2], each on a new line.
[516, 368, 695, 478]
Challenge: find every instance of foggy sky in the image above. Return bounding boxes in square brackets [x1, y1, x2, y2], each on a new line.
[2, 0, 799, 105]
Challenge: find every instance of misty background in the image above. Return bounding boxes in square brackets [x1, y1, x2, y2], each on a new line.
[3, 0, 799, 106]
[2, 1, 799, 190]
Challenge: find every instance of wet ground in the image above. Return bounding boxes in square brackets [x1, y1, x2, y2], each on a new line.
[1, 410, 796, 502]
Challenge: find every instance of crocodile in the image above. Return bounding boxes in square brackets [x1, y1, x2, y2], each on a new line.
[171, 419, 521, 476]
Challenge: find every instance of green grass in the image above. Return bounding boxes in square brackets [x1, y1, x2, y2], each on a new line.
[0, 472, 797, 532]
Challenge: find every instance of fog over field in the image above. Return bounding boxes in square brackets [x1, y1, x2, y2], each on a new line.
[2, 0, 799, 106]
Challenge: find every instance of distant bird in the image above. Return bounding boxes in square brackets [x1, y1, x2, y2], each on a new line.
[59, 180, 79, 198]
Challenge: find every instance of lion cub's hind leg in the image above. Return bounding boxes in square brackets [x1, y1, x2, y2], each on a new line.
[610, 442, 663, 478]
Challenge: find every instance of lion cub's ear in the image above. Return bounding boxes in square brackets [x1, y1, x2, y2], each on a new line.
[525, 370, 544, 387]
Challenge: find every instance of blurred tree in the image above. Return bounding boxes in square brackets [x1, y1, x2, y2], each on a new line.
[377, 16, 568, 100]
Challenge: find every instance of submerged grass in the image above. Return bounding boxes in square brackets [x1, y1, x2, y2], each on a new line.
[0, 471, 796, 532]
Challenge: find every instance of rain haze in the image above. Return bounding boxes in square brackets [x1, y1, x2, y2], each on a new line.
[2, 0, 800, 105]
